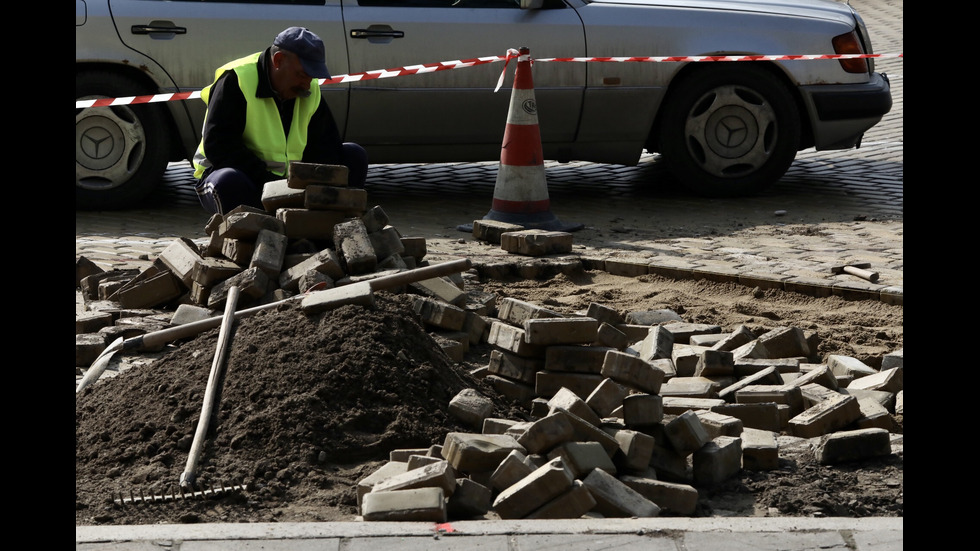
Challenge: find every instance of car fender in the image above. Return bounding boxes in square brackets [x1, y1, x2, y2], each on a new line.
[76, 1, 198, 160]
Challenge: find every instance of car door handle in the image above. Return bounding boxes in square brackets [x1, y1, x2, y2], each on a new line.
[350, 28, 405, 39]
[131, 22, 187, 36]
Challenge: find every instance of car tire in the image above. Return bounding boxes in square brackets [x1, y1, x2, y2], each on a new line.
[659, 64, 800, 197]
[76, 71, 170, 210]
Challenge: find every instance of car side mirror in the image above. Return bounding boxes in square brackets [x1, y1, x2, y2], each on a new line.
[519, 0, 544, 9]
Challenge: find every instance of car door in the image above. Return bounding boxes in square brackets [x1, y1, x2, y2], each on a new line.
[340, 0, 586, 161]
[106, 0, 350, 133]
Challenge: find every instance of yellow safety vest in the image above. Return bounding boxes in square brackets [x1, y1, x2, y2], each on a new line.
[193, 52, 319, 179]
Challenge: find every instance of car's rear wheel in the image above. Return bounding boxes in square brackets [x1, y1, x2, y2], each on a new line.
[76, 71, 169, 210]
[659, 65, 800, 197]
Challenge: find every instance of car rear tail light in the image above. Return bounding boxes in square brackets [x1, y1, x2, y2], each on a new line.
[832, 31, 869, 74]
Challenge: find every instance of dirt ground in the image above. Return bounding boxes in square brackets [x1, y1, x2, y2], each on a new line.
[75, 267, 902, 526]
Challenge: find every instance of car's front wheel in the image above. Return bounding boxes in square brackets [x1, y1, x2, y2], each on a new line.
[76, 71, 169, 210]
[659, 65, 800, 197]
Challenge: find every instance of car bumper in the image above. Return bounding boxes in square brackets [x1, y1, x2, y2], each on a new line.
[800, 72, 893, 150]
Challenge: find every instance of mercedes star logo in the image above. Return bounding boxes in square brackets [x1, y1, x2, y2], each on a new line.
[81, 127, 114, 160]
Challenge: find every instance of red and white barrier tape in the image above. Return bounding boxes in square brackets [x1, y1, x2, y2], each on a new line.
[536, 53, 904, 63]
[76, 51, 902, 109]
[327, 54, 506, 84]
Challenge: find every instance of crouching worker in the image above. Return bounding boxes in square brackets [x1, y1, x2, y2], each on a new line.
[192, 26, 367, 215]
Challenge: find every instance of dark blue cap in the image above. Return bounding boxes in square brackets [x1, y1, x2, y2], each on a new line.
[273, 27, 330, 79]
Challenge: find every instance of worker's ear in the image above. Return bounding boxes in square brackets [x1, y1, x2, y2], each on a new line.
[271, 50, 285, 69]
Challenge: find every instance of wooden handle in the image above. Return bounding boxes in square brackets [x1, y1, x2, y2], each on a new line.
[843, 265, 879, 283]
[366, 257, 472, 291]
[181, 285, 239, 488]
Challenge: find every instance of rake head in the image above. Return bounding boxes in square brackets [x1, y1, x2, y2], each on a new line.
[113, 481, 246, 506]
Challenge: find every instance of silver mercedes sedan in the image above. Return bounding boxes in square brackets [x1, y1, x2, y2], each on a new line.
[76, 0, 891, 209]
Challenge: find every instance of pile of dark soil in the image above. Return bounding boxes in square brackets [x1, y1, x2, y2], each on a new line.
[75, 292, 523, 525]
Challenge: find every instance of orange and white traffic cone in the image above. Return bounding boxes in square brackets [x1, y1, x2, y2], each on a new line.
[466, 46, 582, 233]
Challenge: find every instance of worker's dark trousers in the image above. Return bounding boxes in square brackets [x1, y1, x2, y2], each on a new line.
[195, 142, 368, 216]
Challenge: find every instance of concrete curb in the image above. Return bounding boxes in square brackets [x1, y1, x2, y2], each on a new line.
[77, 516, 903, 544]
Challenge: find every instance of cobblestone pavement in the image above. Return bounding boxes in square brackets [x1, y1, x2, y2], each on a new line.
[76, 0, 903, 302]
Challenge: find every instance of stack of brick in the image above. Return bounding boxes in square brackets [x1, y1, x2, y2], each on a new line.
[468, 219, 579, 276]
[406, 239, 549, 361]
[358, 297, 903, 521]
[75, 162, 433, 367]
[471, 219, 575, 257]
